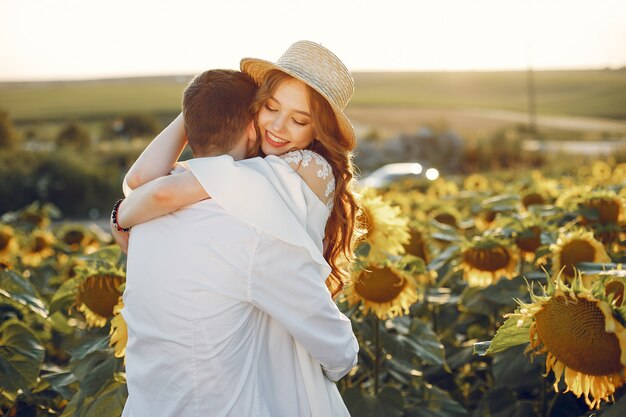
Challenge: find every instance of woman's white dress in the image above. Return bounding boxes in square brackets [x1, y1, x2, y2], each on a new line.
[186, 150, 352, 417]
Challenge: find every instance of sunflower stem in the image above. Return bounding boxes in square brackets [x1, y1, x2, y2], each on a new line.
[372, 314, 380, 396]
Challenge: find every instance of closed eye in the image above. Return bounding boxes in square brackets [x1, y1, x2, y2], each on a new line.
[264, 103, 278, 112]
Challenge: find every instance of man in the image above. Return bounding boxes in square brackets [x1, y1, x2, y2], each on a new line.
[116, 69, 357, 417]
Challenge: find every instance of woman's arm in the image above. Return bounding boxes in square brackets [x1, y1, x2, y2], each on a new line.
[124, 113, 188, 190]
[117, 171, 209, 230]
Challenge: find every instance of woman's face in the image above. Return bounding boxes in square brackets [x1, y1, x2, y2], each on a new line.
[257, 77, 316, 156]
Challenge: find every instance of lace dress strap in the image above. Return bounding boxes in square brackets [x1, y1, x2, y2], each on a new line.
[280, 150, 335, 211]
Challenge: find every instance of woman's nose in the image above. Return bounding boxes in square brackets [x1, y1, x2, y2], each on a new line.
[272, 115, 287, 132]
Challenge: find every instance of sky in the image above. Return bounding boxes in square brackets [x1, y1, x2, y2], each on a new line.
[1, 0, 625, 81]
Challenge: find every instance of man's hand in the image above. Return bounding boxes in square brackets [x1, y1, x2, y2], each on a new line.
[110, 215, 130, 254]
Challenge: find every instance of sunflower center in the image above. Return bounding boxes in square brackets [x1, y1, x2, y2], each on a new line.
[463, 245, 511, 272]
[582, 199, 620, 224]
[77, 275, 124, 319]
[560, 239, 597, 278]
[516, 226, 542, 253]
[0, 232, 11, 250]
[522, 193, 546, 208]
[63, 230, 85, 246]
[481, 211, 497, 224]
[32, 236, 48, 252]
[355, 267, 407, 303]
[535, 295, 622, 375]
[434, 213, 457, 227]
[406, 230, 429, 262]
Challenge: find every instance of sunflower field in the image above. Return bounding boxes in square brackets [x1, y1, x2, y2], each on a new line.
[2, 160, 626, 417]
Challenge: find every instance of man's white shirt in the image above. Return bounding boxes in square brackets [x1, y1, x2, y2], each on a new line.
[120, 194, 357, 416]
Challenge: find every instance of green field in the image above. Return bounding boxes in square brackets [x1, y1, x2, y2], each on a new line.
[1, 69, 625, 122]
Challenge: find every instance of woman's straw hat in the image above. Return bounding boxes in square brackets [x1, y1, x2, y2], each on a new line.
[240, 40, 356, 147]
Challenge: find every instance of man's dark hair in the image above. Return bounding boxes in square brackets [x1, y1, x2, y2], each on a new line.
[182, 69, 257, 156]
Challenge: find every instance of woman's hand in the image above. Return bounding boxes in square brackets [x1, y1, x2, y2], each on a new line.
[110, 211, 130, 253]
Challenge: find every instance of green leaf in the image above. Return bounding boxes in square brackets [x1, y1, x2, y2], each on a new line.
[428, 244, 461, 271]
[472, 387, 535, 417]
[474, 313, 530, 356]
[602, 393, 626, 417]
[492, 345, 542, 389]
[407, 384, 468, 417]
[49, 277, 80, 315]
[0, 319, 45, 393]
[61, 379, 127, 417]
[0, 269, 48, 318]
[79, 245, 122, 265]
[406, 319, 447, 366]
[480, 277, 527, 306]
[344, 386, 405, 417]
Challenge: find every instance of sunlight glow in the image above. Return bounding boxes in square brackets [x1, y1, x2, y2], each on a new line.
[0, 0, 624, 81]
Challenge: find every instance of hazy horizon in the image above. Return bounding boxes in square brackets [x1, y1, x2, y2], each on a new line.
[2, 0, 625, 82]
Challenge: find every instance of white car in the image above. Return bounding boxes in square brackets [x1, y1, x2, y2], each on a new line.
[360, 162, 439, 189]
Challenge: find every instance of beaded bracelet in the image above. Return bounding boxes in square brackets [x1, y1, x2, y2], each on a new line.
[111, 198, 130, 233]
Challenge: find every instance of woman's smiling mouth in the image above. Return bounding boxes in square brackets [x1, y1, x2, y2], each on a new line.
[265, 131, 289, 147]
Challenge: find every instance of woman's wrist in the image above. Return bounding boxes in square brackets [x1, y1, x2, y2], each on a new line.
[111, 198, 130, 232]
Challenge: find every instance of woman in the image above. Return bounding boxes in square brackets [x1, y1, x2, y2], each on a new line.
[114, 40, 360, 416]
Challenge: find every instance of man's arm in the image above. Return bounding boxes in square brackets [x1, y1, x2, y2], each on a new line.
[250, 232, 358, 381]
[124, 113, 188, 190]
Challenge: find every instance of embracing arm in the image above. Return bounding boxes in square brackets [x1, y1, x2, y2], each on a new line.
[117, 171, 209, 229]
[251, 233, 358, 381]
[124, 113, 188, 190]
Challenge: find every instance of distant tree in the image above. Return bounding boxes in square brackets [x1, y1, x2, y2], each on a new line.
[108, 114, 160, 140]
[0, 109, 20, 150]
[56, 121, 91, 149]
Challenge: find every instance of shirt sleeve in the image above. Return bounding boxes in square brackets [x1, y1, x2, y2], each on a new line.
[249, 231, 358, 381]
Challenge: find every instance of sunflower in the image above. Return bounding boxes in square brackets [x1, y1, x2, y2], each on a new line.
[0, 224, 19, 262]
[357, 191, 410, 262]
[56, 223, 100, 254]
[474, 210, 501, 232]
[426, 178, 459, 200]
[463, 174, 489, 193]
[521, 190, 550, 209]
[550, 228, 611, 282]
[580, 269, 625, 306]
[21, 230, 56, 266]
[73, 265, 126, 327]
[458, 236, 519, 287]
[345, 259, 421, 319]
[515, 225, 542, 262]
[578, 191, 623, 226]
[513, 275, 626, 409]
[555, 185, 592, 212]
[430, 207, 462, 229]
[404, 223, 432, 263]
[109, 297, 127, 359]
[612, 163, 626, 183]
[591, 160, 612, 183]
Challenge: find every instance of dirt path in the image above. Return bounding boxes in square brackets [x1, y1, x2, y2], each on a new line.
[345, 106, 626, 136]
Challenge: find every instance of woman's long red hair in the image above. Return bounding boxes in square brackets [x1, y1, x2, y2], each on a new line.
[251, 70, 362, 298]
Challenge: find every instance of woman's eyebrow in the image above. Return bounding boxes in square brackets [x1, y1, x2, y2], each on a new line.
[269, 96, 311, 117]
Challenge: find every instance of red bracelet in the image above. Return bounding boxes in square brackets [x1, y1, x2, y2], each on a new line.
[111, 199, 130, 233]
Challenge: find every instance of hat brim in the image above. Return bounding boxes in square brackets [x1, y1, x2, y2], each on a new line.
[241, 57, 356, 148]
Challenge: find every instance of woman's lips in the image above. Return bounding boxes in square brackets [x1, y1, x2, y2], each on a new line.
[265, 131, 289, 148]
